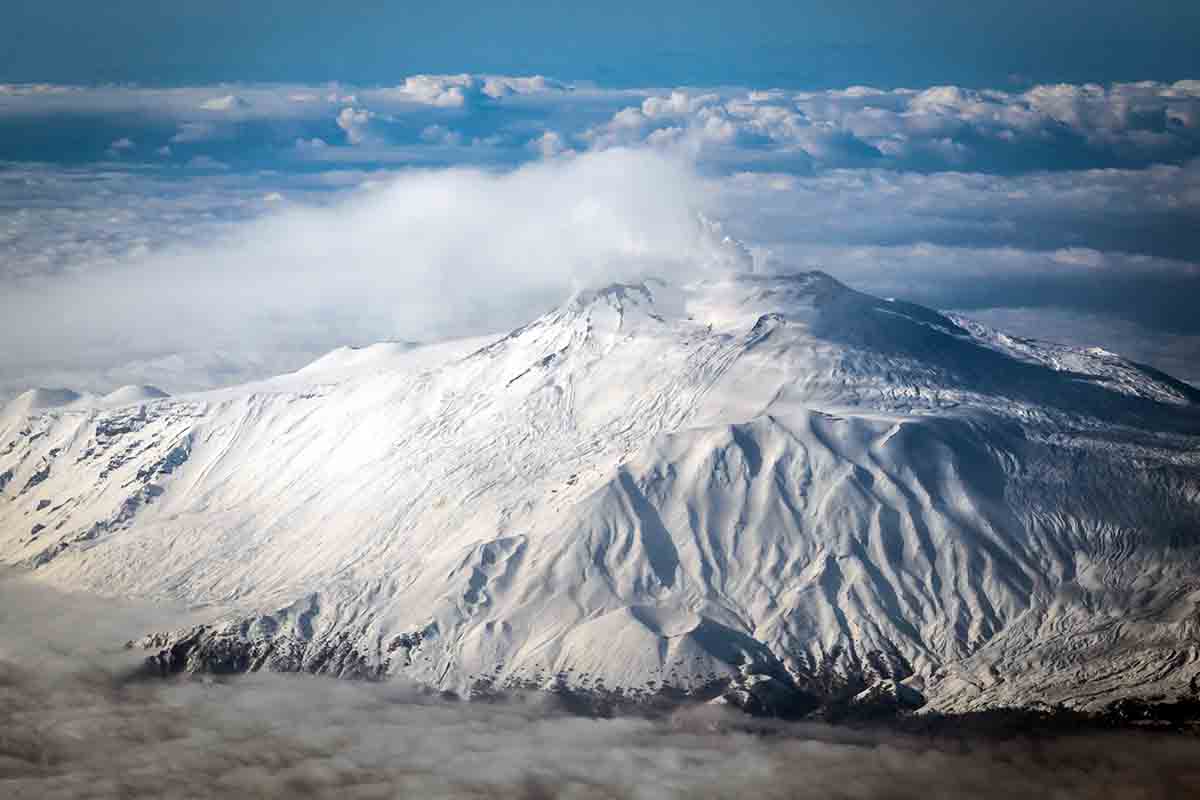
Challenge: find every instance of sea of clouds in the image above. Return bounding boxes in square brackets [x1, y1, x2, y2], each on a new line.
[4, 76, 1200, 798]
[2, 572, 1198, 799]
[0, 149, 745, 397]
[1, 75, 1199, 399]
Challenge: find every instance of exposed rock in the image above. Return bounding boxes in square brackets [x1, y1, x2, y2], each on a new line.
[851, 679, 927, 710]
[713, 672, 820, 719]
[20, 462, 50, 494]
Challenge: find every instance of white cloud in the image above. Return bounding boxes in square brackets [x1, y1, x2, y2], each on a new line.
[184, 155, 230, 170]
[106, 137, 136, 157]
[716, 162, 1200, 257]
[0, 149, 740, 398]
[528, 130, 570, 158]
[0, 84, 328, 121]
[294, 137, 329, 151]
[0, 76, 1196, 173]
[1, 575, 1198, 799]
[2, 75, 1199, 394]
[370, 75, 477, 108]
[336, 107, 377, 145]
[200, 94, 250, 112]
[4, 150, 1197, 399]
[481, 74, 564, 98]
[578, 80, 1200, 169]
[1050, 248, 1107, 267]
[420, 125, 463, 146]
[170, 122, 220, 143]
[363, 74, 569, 111]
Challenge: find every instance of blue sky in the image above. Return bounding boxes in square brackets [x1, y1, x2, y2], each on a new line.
[0, 4, 1198, 395]
[5, 1, 1199, 88]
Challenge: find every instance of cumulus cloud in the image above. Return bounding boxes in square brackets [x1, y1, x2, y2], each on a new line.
[2, 572, 1199, 799]
[336, 107, 378, 145]
[579, 80, 1200, 171]
[372, 74, 476, 108]
[199, 93, 250, 112]
[1, 77, 1197, 172]
[528, 130, 570, 158]
[363, 74, 567, 111]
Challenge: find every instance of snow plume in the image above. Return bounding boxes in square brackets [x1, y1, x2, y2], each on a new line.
[0, 148, 743, 398]
[1, 573, 1198, 799]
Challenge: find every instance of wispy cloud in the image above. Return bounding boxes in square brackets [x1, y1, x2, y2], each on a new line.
[0, 149, 745, 397]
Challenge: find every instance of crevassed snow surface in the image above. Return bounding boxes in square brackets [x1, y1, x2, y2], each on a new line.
[2, 272, 1199, 712]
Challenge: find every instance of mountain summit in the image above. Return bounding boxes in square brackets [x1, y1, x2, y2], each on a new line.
[2, 272, 1199, 714]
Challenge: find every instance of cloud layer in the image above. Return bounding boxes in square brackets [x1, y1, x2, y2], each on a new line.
[1, 74, 1198, 393]
[0, 149, 750, 396]
[2, 572, 1199, 799]
[2, 78, 1199, 172]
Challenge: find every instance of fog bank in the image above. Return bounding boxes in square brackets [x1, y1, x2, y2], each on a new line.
[1, 573, 1198, 799]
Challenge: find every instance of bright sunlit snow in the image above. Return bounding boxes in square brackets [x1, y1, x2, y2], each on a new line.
[3, 271, 1197, 714]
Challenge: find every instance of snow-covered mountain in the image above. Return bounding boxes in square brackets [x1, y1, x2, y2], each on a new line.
[3, 272, 1199, 714]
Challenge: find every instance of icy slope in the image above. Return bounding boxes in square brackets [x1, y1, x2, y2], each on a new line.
[2, 272, 1198, 712]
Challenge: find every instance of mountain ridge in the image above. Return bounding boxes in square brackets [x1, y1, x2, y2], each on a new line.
[2, 271, 1198, 715]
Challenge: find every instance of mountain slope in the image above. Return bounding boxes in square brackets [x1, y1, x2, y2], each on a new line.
[2, 272, 1199, 713]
